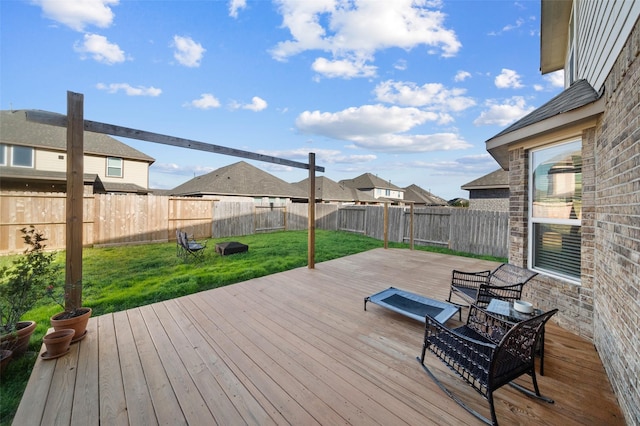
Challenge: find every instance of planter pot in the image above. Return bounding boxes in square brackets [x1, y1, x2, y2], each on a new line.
[42, 329, 74, 360]
[0, 349, 12, 375]
[50, 308, 92, 343]
[0, 320, 37, 357]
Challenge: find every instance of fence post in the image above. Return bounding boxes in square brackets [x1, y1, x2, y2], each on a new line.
[308, 153, 316, 269]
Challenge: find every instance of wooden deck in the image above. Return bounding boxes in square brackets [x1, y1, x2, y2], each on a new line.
[14, 248, 624, 425]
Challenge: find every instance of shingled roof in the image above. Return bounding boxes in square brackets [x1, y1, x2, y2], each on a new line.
[486, 79, 604, 168]
[1, 110, 155, 163]
[294, 176, 377, 203]
[170, 161, 307, 198]
[339, 173, 402, 191]
[461, 169, 509, 190]
[402, 184, 449, 206]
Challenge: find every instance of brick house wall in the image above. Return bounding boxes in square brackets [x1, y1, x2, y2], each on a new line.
[467, 188, 509, 211]
[591, 20, 640, 423]
[511, 21, 639, 423]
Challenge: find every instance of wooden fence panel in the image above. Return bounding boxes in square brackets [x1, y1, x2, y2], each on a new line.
[449, 209, 508, 258]
[212, 202, 254, 238]
[0, 192, 509, 258]
[168, 197, 212, 240]
[338, 207, 367, 234]
[255, 205, 286, 232]
[404, 207, 451, 247]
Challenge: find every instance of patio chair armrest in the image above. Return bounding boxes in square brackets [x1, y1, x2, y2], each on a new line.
[451, 269, 491, 290]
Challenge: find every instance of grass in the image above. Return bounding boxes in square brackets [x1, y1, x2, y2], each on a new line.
[0, 230, 505, 424]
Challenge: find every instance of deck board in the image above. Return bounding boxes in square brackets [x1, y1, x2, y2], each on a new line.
[13, 248, 625, 425]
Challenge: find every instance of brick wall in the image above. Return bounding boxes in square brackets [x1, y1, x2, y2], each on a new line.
[509, 19, 639, 424]
[591, 18, 640, 424]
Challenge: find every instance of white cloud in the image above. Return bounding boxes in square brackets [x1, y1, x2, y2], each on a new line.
[243, 96, 268, 112]
[393, 59, 407, 71]
[32, 0, 118, 32]
[258, 148, 376, 164]
[495, 68, 524, 89]
[152, 163, 215, 176]
[270, 0, 460, 78]
[312, 57, 377, 79]
[374, 80, 475, 112]
[533, 84, 544, 91]
[543, 70, 565, 88]
[185, 93, 221, 109]
[454, 70, 471, 82]
[295, 104, 471, 153]
[96, 83, 161, 96]
[171, 35, 205, 67]
[229, 0, 246, 18]
[74, 33, 126, 64]
[473, 96, 535, 126]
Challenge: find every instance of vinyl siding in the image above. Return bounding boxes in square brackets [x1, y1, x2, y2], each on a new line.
[35, 149, 66, 172]
[575, 0, 640, 90]
[84, 155, 149, 188]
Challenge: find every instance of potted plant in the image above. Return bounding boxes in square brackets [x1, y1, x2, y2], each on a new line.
[46, 279, 91, 343]
[0, 226, 59, 357]
[41, 329, 75, 359]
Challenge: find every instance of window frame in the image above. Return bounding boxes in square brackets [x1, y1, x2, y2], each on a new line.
[106, 157, 123, 178]
[528, 139, 582, 284]
[0, 144, 6, 166]
[11, 145, 34, 168]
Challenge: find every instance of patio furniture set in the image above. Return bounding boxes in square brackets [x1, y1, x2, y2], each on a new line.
[176, 230, 248, 260]
[364, 263, 556, 426]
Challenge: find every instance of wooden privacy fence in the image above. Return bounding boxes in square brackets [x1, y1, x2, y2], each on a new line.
[0, 192, 508, 257]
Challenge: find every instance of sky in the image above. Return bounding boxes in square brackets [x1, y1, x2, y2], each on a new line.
[1, 0, 565, 200]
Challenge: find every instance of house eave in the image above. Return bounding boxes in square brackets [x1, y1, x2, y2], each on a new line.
[487, 96, 605, 169]
[540, 0, 572, 74]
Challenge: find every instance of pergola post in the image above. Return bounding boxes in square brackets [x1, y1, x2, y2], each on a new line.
[383, 202, 389, 249]
[308, 152, 316, 269]
[65, 91, 84, 310]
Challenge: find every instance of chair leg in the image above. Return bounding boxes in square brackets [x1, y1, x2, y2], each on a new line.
[417, 356, 496, 425]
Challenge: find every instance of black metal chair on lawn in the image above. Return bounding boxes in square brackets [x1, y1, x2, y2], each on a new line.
[418, 305, 558, 426]
[177, 230, 207, 260]
[447, 263, 538, 319]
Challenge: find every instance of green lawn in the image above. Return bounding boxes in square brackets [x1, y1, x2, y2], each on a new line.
[0, 230, 505, 424]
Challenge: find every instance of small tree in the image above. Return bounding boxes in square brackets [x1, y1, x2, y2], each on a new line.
[0, 226, 59, 334]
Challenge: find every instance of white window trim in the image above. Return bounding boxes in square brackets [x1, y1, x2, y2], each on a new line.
[527, 139, 582, 285]
[106, 157, 123, 178]
[10, 145, 34, 168]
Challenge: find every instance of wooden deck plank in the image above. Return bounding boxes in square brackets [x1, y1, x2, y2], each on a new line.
[39, 338, 79, 425]
[113, 310, 157, 425]
[97, 313, 128, 425]
[139, 304, 216, 425]
[70, 319, 99, 426]
[127, 308, 187, 425]
[12, 248, 625, 426]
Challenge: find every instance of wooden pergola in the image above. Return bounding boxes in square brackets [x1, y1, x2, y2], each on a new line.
[26, 91, 325, 311]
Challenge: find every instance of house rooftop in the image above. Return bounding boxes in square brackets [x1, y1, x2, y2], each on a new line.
[339, 173, 402, 191]
[0, 109, 155, 163]
[461, 169, 509, 190]
[486, 80, 604, 168]
[294, 176, 377, 203]
[170, 161, 307, 198]
[402, 184, 448, 206]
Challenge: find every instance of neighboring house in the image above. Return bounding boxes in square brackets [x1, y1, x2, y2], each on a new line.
[294, 176, 377, 205]
[485, 2, 639, 422]
[402, 184, 448, 207]
[461, 169, 509, 211]
[170, 161, 307, 204]
[339, 173, 405, 204]
[0, 109, 155, 193]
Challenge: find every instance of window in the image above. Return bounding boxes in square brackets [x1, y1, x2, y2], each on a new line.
[12, 145, 34, 167]
[529, 140, 582, 281]
[106, 157, 123, 177]
[0, 144, 6, 166]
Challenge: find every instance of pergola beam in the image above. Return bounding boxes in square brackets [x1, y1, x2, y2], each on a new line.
[26, 110, 325, 173]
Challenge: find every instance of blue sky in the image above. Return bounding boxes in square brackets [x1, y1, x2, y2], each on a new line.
[1, 0, 564, 199]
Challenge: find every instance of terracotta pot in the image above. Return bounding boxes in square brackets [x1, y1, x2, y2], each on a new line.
[50, 308, 92, 342]
[42, 329, 75, 359]
[0, 349, 12, 375]
[0, 321, 37, 357]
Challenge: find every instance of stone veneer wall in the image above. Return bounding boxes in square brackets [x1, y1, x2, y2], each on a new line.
[592, 18, 640, 424]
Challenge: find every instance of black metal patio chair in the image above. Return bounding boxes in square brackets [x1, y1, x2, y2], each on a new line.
[418, 304, 558, 425]
[447, 263, 538, 320]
